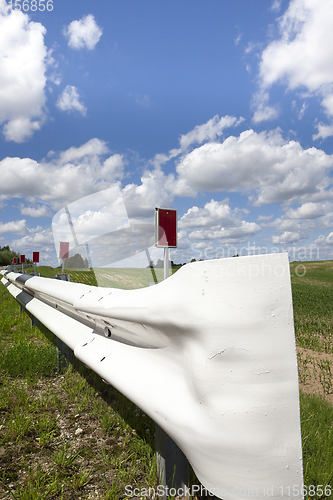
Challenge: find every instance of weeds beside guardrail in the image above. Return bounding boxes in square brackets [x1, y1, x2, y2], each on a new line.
[0, 281, 160, 499]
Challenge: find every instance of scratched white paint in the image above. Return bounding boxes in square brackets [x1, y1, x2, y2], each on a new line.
[1, 253, 304, 500]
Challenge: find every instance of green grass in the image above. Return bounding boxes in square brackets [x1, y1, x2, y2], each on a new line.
[0, 341, 57, 380]
[291, 261, 333, 354]
[290, 261, 333, 497]
[0, 283, 57, 382]
[300, 391, 333, 497]
[21, 265, 181, 289]
[22, 266, 61, 278]
[0, 279, 160, 499]
[291, 260, 333, 286]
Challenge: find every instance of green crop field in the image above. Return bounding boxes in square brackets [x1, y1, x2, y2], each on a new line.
[290, 261, 333, 498]
[291, 261, 333, 355]
[22, 265, 180, 289]
[0, 261, 333, 499]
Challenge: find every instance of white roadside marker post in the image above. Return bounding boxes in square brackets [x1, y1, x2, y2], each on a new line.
[154, 208, 190, 500]
[164, 246, 169, 282]
[56, 242, 70, 281]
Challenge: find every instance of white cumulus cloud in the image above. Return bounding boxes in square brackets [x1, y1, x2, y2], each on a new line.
[313, 123, 333, 141]
[151, 114, 243, 169]
[64, 15, 103, 50]
[122, 169, 174, 218]
[285, 201, 333, 219]
[0, 10, 49, 142]
[270, 206, 333, 246]
[0, 138, 125, 210]
[271, 0, 283, 12]
[257, 0, 333, 133]
[260, 0, 333, 92]
[56, 85, 87, 115]
[0, 219, 28, 235]
[252, 92, 279, 123]
[173, 128, 333, 205]
[272, 231, 303, 245]
[59, 137, 109, 164]
[179, 115, 244, 150]
[20, 204, 52, 218]
[179, 199, 260, 243]
[10, 227, 56, 264]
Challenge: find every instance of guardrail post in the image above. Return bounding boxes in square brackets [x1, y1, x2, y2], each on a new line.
[155, 424, 190, 499]
[153, 249, 191, 499]
[56, 338, 74, 372]
[30, 314, 39, 328]
[55, 274, 71, 282]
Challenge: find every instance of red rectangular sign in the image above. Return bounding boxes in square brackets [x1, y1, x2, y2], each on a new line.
[33, 251, 39, 263]
[59, 242, 69, 259]
[13, 257, 17, 264]
[20, 255, 25, 264]
[155, 208, 177, 248]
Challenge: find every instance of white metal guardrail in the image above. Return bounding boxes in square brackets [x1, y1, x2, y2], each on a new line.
[1, 253, 304, 500]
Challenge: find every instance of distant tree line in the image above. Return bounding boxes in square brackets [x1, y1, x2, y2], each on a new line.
[147, 259, 183, 269]
[147, 258, 204, 269]
[0, 245, 33, 266]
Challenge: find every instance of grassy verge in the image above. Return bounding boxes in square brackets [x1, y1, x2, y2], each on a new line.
[300, 391, 333, 495]
[0, 281, 159, 499]
[290, 261, 333, 498]
[291, 261, 333, 354]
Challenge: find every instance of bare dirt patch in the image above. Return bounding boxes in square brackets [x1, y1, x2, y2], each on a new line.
[297, 346, 333, 405]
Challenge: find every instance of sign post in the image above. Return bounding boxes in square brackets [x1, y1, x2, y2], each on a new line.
[154, 208, 188, 499]
[13, 257, 17, 272]
[20, 254, 25, 273]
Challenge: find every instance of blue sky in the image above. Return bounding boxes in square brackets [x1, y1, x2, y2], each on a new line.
[1, 0, 333, 268]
